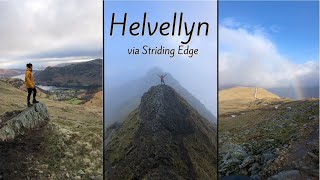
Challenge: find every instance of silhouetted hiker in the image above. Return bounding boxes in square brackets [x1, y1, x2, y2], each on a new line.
[157, 74, 167, 85]
[25, 63, 39, 107]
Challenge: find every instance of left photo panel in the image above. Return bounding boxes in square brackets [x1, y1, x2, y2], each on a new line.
[0, 1, 103, 179]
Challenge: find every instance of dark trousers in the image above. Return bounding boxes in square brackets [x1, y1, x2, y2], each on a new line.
[27, 88, 37, 103]
[161, 79, 165, 85]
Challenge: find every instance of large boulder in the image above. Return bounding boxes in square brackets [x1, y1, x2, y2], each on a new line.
[0, 103, 49, 142]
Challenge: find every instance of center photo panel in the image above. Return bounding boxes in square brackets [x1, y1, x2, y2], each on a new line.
[104, 1, 218, 179]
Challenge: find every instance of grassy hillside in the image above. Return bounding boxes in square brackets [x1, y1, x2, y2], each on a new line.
[219, 87, 282, 114]
[0, 79, 102, 179]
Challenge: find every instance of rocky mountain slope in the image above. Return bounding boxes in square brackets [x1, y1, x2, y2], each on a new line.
[219, 87, 319, 180]
[105, 68, 216, 127]
[35, 59, 102, 87]
[105, 85, 217, 180]
[0, 79, 102, 179]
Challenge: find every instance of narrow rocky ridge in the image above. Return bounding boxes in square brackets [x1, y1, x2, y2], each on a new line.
[106, 85, 217, 180]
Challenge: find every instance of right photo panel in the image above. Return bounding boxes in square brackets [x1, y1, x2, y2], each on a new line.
[218, 1, 319, 180]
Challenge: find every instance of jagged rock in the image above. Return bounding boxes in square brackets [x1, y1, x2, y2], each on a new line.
[221, 143, 248, 159]
[221, 158, 242, 168]
[308, 116, 317, 120]
[307, 152, 318, 160]
[250, 174, 260, 180]
[267, 170, 302, 180]
[0, 103, 49, 142]
[78, 170, 85, 175]
[262, 152, 276, 164]
[240, 156, 255, 168]
[248, 163, 260, 175]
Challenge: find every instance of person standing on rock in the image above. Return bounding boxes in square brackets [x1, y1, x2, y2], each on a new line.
[25, 63, 39, 107]
[157, 74, 167, 85]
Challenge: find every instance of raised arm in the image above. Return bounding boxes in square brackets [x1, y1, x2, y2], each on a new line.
[157, 74, 160, 77]
[164, 74, 167, 77]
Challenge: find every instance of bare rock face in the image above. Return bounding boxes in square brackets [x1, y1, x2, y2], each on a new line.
[0, 103, 49, 142]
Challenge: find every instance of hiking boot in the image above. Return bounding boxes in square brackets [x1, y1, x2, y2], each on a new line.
[33, 100, 39, 104]
[27, 102, 32, 107]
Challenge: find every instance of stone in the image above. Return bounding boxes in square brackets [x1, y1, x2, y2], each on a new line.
[308, 116, 317, 120]
[262, 152, 275, 163]
[221, 158, 242, 168]
[250, 174, 260, 180]
[0, 103, 50, 142]
[95, 175, 103, 180]
[240, 156, 255, 168]
[268, 170, 302, 180]
[223, 152, 231, 161]
[78, 169, 85, 175]
[307, 152, 318, 160]
[249, 163, 260, 174]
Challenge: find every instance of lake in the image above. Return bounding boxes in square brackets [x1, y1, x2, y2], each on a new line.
[11, 74, 77, 92]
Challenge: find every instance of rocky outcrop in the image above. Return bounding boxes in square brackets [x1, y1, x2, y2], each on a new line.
[0, 103, 49, 141]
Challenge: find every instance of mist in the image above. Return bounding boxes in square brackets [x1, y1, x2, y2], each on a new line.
[104, 1, 218, 125]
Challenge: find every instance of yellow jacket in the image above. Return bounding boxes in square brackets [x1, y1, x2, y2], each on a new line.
[25, 67, 35, 88]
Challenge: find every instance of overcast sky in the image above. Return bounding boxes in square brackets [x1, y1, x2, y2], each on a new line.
[0, 0, 102, 69]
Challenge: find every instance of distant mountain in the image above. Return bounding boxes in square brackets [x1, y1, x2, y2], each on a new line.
[268, 86, 319, 99]
[105, 85, 217, 179]
[35, 59, 102, 87]
[220, 84, 319, 100]
[0, 69, 23, 78]
[220, 86, 280, 102]
[105, 67, 216, 127]
[219, 87, 281, 114]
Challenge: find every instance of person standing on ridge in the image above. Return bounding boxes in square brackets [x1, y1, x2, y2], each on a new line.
[157, 74, 167, 85]
[25, 63, 39, 107]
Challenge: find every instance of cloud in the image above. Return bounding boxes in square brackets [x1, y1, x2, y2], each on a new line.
[0, 0, 102, 68]
[219, 19, 319, 89]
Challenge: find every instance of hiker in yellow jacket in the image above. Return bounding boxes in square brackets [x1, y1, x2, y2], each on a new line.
[25, 63, 39, 107]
